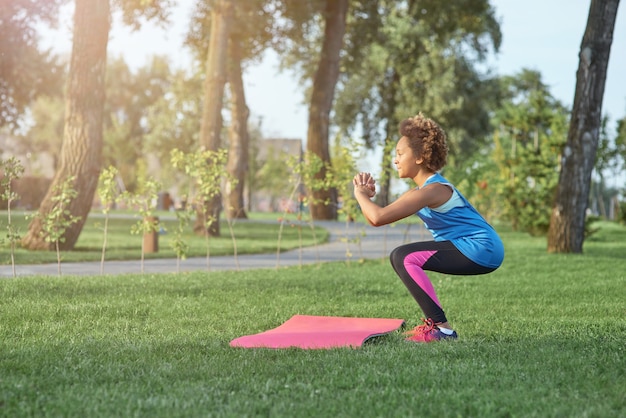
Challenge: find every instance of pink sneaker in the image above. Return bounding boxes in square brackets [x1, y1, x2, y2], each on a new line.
[404, 318, 458, 343]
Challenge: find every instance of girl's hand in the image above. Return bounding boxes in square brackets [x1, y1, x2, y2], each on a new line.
[353, 172, 376, 198]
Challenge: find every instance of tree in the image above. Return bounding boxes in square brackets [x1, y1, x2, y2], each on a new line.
[21, 0, 171, 251]
[306, 0, 349, 220]
[188, 0, 276, 224]
[256, 149, 293, 211]
[22, 0, 111, 251]
[225, 40, 250, 219]
[547, 0, 621, 253]
[103, 55, 172, 191]
[490, 70, 569, 235]
[333, 0, 501, 206]
[143, 68, 203, 188]
[222, 0, 276, 219]
[0, 0, 64, 129]
[197, 0, 233, 236]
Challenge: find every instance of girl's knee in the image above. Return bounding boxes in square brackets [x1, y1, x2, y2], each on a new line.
[389, 247, 405, 269]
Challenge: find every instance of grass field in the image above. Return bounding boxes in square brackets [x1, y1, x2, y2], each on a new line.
[0, 222, 625, 417]
[0, 211, 330, 265]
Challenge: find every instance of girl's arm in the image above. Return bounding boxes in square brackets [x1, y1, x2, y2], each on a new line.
[353, 174, 451, 227]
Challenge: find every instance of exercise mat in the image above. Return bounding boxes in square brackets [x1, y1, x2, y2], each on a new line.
[230, 314, 405, 349]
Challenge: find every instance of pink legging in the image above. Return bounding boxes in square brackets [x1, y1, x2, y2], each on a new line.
[389, 241, 495, 323]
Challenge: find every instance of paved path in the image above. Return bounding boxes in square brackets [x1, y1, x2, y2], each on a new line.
[1, 221, 429, 277]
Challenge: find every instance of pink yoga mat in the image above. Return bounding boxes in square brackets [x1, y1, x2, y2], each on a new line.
[230, 315, 405, 349]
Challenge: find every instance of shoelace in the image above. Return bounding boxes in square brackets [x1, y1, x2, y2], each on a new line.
[404, 318, 436, 336]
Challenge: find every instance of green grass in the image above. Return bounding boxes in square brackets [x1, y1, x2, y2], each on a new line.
[0, 223, 625, 417]
[0, 211, 330, 265]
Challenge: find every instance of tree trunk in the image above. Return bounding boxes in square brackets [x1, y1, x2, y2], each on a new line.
[306, 0, 349, 220]
[225, 38, 249, 219]
[196, 0, 233, 236]
[21, 0, 109, 251]
[376, 68, 400, 208]
[547, 0, 619, 253]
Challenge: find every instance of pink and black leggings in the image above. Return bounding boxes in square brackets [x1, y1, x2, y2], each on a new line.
[389, 241, 496, 324]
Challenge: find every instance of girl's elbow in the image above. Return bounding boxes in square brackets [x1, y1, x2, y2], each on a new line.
[368, 215, 386, 227]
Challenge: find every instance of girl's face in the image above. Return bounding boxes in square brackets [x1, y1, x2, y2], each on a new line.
[394, 136, 420, 179]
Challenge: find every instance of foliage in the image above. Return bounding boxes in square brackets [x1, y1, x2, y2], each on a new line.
[112, 0, 172, 30]
[269, 151, 329, 267]
[293, 151, 327, 210]
[97, 166, 123, 274]
[618, 201, 626, 225]
[171, 148, 233, 269]
[334, 0, 502, 156]
[186, 0, 276, 64]
[1, 157, 25, 277]
[590, 116, 625, 218]
[451, 70, 568, 235]
[20, 95, 65, 170]
[328, 138, 363, 261]
[1, 224, 625, 417]
[126, 176, 161, 273]
[329, 139, 359, 222]
[256, 148, 294, 211]
[35, 176, 81, 275]
[103, 56, 175, 191]
[143, 67, 203, 188]
[0, 0, 65, 129]
[169, 209, 192, 273]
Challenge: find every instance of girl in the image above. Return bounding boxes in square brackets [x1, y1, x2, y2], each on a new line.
[353, 113, 504, 342]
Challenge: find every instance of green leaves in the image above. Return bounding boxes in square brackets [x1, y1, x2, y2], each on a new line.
[33, 176, 81, 274]
[171, 148, 232, 211]
[170, 147, 233, 267]
[489, 70, 569, 235]
[1, 157, 25, 277]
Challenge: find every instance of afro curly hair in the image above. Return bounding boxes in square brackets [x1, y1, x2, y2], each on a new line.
[398, 113, 448, 173]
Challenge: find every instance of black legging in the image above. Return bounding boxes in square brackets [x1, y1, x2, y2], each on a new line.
[389, 241, 496, 324]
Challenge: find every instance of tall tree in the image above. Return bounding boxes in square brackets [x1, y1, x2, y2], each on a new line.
[306, 0, 349, 220]
[225, 39, 250, 219]
[547, 0, 620, 253]
[22, 0, 111, 250]
[21, 0, 171, 251]
[188, 0, 276, 224]
[334, 0, 501, 206]
[197, 0, 233, 236]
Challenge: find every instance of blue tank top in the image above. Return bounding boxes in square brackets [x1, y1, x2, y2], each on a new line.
[416, 173, 504, 268]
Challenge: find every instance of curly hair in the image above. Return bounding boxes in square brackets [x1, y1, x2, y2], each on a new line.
[398, 113, 448, 172]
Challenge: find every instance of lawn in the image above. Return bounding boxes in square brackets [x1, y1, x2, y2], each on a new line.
[0, 222, 625, 417]
[0, 211, 330, 265]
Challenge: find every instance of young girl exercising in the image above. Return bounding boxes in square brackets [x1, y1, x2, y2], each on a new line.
[353, 114, 504, 342]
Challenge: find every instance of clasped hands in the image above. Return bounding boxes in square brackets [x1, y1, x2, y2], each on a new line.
[353, 172, 376, 198]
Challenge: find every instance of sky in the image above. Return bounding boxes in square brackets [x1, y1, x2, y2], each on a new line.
[44, 0, 626, 144]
